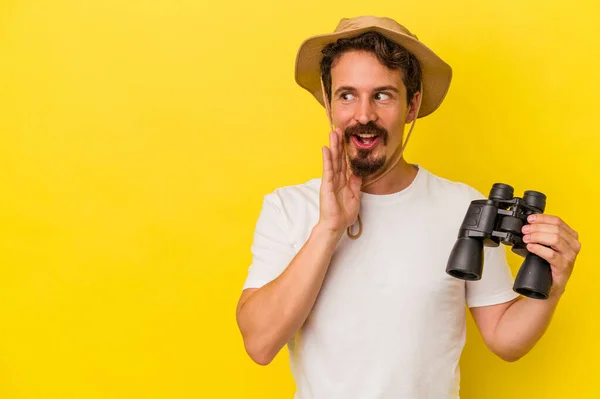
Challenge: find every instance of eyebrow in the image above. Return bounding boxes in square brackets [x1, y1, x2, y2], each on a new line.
[333, 85, 400, 96]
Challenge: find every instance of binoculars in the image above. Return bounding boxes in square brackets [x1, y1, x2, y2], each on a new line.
[446, 183, 552, 300]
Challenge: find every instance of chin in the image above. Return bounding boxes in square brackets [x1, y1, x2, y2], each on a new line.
[348, 153, 386, 177]
[347, 147, 385, 161]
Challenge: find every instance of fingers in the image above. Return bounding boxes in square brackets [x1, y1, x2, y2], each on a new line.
[522, 231, 578, 263]
[338, 129, 348, 186]
[524, 214, 580, 295]
[323, 128, 355, 194]
[338, 150, 347, 189]
[525, 243, 564, 268]
[524, 214, 581, 254]
[330, 131, 339, 180]
[322, 146, 334, 185]
[341, 146, 347, 175]
[336, 127, 343, 174]
[528, 214, 579, 240]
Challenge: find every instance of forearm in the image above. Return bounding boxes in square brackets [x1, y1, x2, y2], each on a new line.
[237, 223, 342, 365]
[492, 289, 565, 361]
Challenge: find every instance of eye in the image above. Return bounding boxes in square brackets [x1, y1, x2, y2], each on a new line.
[340, 92, 356, 101]
[374, 92, 391, 101]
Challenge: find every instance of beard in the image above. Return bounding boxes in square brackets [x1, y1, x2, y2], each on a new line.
[344, 121, 389, 177]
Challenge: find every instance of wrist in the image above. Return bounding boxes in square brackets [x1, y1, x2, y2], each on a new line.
[548, 285, 566, 301]
[313, 221, 345, 247]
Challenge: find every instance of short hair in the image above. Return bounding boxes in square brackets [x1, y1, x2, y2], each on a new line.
[320, 31, 422, 105]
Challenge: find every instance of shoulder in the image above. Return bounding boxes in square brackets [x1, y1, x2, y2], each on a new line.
[263, 177, 321, 211]
[418, 167, 487, 207]
[415, 167, 489, 230]
[258, 178, 322, 246]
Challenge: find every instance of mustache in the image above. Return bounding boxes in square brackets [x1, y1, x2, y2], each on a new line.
[344, 121, 389, 144]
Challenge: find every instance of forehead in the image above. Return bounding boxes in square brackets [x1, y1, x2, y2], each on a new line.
[330, 50, 404, 90]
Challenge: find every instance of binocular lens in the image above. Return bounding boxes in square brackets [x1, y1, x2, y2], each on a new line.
[523, 190, 546, 213]
[446, 237, 483, 281]
[489, 183, 514, 201]
[513, 253, 552, 299]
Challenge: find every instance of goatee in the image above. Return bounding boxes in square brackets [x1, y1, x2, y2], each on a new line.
[344, 121, 388, 177]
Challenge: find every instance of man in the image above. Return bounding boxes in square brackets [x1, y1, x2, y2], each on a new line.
[235, 16, 581, 398]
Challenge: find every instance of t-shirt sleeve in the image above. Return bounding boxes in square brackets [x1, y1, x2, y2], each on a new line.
[465, 243, 520, 308]
[241, 193, 297, 291]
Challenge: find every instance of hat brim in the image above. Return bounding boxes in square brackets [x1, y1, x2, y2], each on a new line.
[295, 26, 452, 118]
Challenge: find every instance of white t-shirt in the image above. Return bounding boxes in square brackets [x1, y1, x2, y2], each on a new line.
[242, 165, 519, 399]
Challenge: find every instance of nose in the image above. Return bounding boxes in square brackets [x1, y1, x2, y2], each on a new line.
[353, 97, 378, 125]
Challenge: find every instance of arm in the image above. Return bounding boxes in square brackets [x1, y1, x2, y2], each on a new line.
[236, 128, 362, 366]
[471, 214, 581, 362]
[236, 223, 342, 365]
[470, 291, 561, 362]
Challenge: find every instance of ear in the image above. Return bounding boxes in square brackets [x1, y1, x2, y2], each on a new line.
[405, 91, 422, 124]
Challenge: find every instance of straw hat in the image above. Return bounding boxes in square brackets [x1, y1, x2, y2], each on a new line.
[295, 16, 452, 118]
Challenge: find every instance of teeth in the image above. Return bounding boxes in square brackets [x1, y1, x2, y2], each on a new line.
[357, 134, 377, 138]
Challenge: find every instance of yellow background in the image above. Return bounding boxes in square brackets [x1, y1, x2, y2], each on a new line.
[1, 0, 599, 397]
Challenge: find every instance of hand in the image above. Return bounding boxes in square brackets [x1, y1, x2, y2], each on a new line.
[319, 128, 362, 236]
[521, 214, 582, 296]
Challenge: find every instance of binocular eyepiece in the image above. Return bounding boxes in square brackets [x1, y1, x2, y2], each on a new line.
[445, 183, 552, 300]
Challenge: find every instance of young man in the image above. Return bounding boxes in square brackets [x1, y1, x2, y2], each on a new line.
[236, 16, 581, 398]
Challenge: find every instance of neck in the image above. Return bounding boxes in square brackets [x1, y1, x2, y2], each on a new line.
[360, 158, 418, 195]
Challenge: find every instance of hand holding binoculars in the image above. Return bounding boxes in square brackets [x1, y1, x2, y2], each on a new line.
[446, 183, 552, 300]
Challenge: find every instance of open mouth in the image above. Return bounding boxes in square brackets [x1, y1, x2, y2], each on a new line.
[351, 133, 381, 150]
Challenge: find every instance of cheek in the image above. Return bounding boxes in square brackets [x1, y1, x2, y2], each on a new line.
[380, 107, 404, 125]
[381, 113, 404, 137]
[332, 107, 355, 128]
